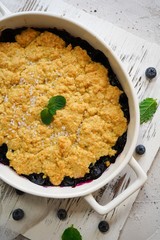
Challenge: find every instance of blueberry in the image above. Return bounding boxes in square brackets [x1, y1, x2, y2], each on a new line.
[119, 93, 130, 121]
[12, 208, 24, 221]
[90, 166, 102, 179]
[75, 173, 92, 185]
[61, 176, 75, 187]
[135, 144, 146, 155]
[0, 143, 9, 165]
[0, 143, 8, 154]
[57, 209, 67, 220]
[112, 132, 127, 156]
[99, 156, 108, 162]
[98, 220, 110, 233]
[28, 173, 46, 185]
[0, 153, 9, 165]
[43, 176, 53, 186]
[145, 67, 157, 79]
[109, 75, 122, 89]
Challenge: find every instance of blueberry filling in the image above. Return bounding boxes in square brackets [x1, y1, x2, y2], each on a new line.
[0, 27, 130, 187]
[90, 166, 102, 179]
[0, 143, 9, 166]
[60, 176, 76, 187]
[25, 173, 52, 186]
[119, 93, 130, 122]
[0, 28, 26, 42]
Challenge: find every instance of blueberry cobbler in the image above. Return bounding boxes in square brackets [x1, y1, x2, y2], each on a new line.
[0, 28, 129, 187]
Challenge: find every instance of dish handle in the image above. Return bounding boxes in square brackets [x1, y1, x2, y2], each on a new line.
[84, 157, 147, 215]
[0, 1, 11, 16]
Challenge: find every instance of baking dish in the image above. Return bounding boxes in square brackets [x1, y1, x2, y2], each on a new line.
[0, 2, 147, 214]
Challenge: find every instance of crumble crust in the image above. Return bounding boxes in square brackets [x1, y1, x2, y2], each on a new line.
[0, 28, 127, 185]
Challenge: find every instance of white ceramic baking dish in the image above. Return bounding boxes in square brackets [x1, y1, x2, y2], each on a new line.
[0, 2, 147, 214]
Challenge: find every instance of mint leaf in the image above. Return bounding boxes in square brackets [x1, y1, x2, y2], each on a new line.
[48, 107, 57, 116]
[139, 98, 158, 124]
[40, 108, 53, 125]
[61, 225, 82, 240]
[48, 95, 66, 110]
[40, 95, 66, 125]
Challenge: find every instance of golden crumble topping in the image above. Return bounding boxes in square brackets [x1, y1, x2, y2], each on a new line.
[0, 28, 127, 185]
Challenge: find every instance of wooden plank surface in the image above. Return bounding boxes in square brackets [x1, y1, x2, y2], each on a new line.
[0, 0, 160, 240]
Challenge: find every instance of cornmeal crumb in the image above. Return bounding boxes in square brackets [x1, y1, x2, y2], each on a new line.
[0, 28, 127, 185]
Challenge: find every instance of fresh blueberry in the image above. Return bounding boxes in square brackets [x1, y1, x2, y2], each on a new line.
[145, 67, 157, 79]
[57, 209, 67, 220]
[12, 208, 24, 221]
[135, 144, 146, 155]
[98, 220, 110, 233]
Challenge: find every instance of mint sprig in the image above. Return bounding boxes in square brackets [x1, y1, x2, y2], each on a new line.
[40, 108, 53, 125]
[139, 98, 158, 124]
[48, 95, 66, 110]
[40, 95, 66, 125]
[61, 225, 82, 240]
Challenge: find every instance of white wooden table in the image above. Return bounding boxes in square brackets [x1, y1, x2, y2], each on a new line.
[0, 1, 160, 240]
